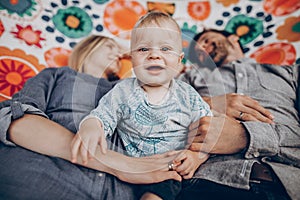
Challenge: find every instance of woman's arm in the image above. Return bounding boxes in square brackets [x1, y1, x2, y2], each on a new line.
[8, 114, 181, 184]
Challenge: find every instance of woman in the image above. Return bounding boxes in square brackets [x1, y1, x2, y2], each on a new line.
[0, 35, 180, 199]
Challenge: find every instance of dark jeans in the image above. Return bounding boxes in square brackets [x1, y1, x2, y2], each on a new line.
[177, 178, 291, 200]
[0, 143, 135, 200]
[137, 180, 181, 200]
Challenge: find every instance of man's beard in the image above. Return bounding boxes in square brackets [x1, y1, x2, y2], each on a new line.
[209, 47, 227, 67]
[197, 50, 218, 70]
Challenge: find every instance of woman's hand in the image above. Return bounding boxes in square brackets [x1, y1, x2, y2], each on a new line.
[106, 151, 183, 184]
[188, 116, 248, 154]
[172, 150, 209, 179]
[204, 93, 274, 123]
[71, 117, 107, 165]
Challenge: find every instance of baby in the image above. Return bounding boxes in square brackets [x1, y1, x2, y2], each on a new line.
[72, 12, 212, 200]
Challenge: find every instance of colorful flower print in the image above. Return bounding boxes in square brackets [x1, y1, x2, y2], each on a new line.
[0, 47, 45, 100]
[147, 1, 176, 16]
[0, 19, 4, 37]
[187, 1, 211, 21]
[263, 0, 300, 16]
[44, 47, 72, 68]
[103, 0, 146, 39]
[225, 14, 263, 45]
[181, 22, 198, 64]
[93, 0, 109, 4]
[52, 6, 93, 38]
[0, 0, 37, 17]
[250, 42, 296, 65]
[276, 16, 300, 42]
[11, 24, 45, 48]
[216, 0, 240, 7]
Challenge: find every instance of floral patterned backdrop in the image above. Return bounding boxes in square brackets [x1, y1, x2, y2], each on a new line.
[0, 0, 299, 101]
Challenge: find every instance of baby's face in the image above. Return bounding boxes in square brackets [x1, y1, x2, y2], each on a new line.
[131, 26, 184, 87]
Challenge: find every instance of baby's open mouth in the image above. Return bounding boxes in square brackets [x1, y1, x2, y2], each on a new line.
[146, 66, 164, 70]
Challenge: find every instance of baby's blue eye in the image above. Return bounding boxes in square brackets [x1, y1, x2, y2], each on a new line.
[161, 47, 171, 52]
[138, 47, 149, 52]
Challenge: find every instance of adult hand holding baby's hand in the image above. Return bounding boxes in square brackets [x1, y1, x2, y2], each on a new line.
[172, 150, 209, 179]
[71, 117, 107, 165]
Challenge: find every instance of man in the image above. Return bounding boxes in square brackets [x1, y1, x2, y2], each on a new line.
[178, 29, 300, 200]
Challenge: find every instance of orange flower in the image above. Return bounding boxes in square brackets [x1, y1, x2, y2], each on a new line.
[276, 16, 300, 42]
[216, 0, 239, 7]
[147, 2, 175, 16]
[188, 1, 211, 21]
[44, 47, 72, 68]
[0, 47, 45, 100]
[103, 1, 146, 39]
[250, 42, 296, 65]
[264, 0, 300, 16]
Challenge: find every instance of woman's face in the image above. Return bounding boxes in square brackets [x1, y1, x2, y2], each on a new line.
[85, 39, 121, 78]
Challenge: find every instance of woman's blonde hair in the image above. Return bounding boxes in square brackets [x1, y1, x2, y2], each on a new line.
[68, 35, 112, 72]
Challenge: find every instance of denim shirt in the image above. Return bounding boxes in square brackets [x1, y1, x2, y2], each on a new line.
[179, 58, 300, 200]
[0, 67, 116, 145]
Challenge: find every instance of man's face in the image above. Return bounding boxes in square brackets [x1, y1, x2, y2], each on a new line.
[194, 31, 230, 67]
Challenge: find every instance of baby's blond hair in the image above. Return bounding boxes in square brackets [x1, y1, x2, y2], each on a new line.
[131, 11, 182, 50]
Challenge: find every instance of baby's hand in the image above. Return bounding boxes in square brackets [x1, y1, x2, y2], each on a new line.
[173, 150, 209, 179]
[71, 117, 107, 165]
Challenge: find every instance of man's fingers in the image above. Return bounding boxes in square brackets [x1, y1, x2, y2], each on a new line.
[176, 162, 191, 175]
[189, 143, 204, 152]
[166, 171, 182, 182]
[183, 171, 194, 179]
[243, 97, 274, 120]
[228, 35, 240, 47]
[238, 106, 274, 123]
[191, 135, 204, 143]
[189, 120, 200, 131]
[174, 151, 186, 163]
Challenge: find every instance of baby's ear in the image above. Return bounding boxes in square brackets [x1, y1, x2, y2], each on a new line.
[179, 52, 185, 61]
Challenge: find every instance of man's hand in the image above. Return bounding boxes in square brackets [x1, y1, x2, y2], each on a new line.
[188, 116, 249, 154]
[224, 34, 244, 64]
[204, 93, 274, 123]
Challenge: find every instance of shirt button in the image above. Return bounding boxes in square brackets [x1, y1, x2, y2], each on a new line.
[98, 173, 103, 177]
[253, 152, 260, 157]
[237, 73, 244, 78]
